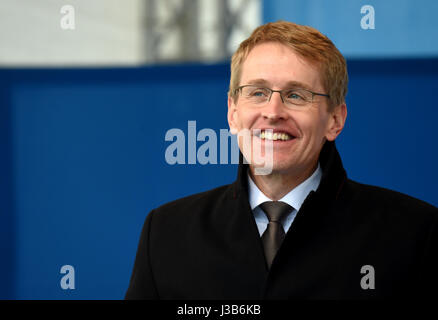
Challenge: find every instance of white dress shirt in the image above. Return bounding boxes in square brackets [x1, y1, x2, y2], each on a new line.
[247, 163, 322, 236]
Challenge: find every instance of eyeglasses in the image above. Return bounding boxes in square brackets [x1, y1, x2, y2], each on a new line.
[234, 85, 330, 108]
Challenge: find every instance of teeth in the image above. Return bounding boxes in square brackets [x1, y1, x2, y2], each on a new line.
[258, 130, 292, 141]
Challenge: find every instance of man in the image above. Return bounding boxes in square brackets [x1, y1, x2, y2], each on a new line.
[125, 21, 438, 299]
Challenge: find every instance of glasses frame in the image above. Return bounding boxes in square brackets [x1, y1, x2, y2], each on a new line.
[234, 85, 330, 106]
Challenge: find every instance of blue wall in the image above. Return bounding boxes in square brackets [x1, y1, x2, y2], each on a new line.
[263, 0, 438, 58]
[1, 59, 437, 299]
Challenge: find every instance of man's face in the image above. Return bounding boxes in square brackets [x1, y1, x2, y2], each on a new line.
[228, 42, 346, 178]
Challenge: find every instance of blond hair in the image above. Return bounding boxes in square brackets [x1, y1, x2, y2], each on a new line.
[228, 21, 348, 110]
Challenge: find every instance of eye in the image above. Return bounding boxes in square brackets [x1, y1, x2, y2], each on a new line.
[248, 87, 269, 97]
[285, 90, 305, 100]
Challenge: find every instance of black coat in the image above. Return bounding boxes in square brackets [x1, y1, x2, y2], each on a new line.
[125, 141, 438, 299]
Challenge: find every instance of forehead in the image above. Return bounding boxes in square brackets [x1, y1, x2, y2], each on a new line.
[240, 42, 323, 91]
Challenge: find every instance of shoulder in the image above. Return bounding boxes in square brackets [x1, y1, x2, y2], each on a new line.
[344, 179, 438, 218]
[148, 183, 234, 221]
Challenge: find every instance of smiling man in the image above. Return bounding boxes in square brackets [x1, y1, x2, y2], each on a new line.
[228, 40, 346, 201]
[126, 21, 438, 299]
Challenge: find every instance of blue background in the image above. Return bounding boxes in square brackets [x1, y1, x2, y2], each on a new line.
[1, 59, 437, 299]
[264, 0, 438, 58]
[1, 0, 438, 299]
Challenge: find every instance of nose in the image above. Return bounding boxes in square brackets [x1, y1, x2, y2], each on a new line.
[261, 91, 289, 121]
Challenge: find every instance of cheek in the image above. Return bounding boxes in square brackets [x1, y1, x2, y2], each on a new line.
[229, 108, 241, 133]
[300, 113, 330, 142]
[235, 108, 258, 130]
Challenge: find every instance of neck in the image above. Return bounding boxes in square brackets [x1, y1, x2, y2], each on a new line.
[249, 162, 318, 201]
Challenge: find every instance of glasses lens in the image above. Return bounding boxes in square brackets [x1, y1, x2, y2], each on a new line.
[283, 89, 312, 106]
[241, 86, 270, 104]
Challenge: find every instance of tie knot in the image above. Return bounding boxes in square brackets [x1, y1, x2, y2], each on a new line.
[259, 201, 292, 223]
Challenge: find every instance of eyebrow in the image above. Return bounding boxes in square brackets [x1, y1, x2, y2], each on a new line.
[246, 79, 313, 91]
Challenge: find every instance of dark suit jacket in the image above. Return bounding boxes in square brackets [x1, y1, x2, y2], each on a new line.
[125, 141, 438, 299]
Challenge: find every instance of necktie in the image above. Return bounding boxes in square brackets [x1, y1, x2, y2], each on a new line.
[260, 201, 292, 269]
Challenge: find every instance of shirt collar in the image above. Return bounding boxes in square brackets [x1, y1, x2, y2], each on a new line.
[247, 163, 322, 211]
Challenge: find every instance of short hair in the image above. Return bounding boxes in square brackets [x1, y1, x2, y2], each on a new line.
[228, 21, 348, 111]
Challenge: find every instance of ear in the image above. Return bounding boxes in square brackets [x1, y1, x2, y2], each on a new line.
[325, 103, 347, 141]
[227, 95, 239, 135]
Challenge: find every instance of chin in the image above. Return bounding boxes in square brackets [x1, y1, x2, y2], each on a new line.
[260, 160, 297, 175]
